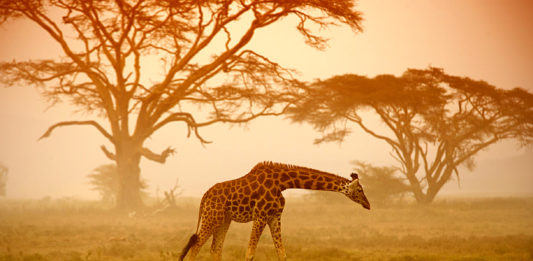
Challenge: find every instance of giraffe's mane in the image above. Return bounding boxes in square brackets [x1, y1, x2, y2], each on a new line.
[253, 161, 347, 180]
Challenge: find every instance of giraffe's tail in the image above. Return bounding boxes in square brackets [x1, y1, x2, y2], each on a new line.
[178, 234, 198, 261]
[179, 193, 206, 260]
[195, 194, 205, 233]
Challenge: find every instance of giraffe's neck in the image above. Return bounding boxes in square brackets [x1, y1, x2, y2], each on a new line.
[255, 162, 349, 192]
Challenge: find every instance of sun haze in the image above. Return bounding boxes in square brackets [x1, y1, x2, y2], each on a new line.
[0, 0, 532, 200]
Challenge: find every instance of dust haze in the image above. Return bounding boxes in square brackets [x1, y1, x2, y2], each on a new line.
[0, 0, 532, 260]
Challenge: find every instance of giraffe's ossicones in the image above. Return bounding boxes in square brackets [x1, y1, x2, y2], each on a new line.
[179, 161, 370, 261]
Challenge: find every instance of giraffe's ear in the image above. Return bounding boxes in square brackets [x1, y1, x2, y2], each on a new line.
[350, 173, 359, 180]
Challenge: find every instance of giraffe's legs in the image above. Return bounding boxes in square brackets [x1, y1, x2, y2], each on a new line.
[187, 210, 225, 261]
[210, 217, 231, 261]
[187, 230, 210, 261]
[268, 215, 286, 261]
[245, 218, 267, 261]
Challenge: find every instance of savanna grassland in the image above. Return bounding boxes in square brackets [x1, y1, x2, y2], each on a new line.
[0, 195, 532, 261]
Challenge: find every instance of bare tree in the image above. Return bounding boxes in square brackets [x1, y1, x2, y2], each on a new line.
[0, 0, 363, 210]
[290, 68, 533, 204]
[151, 177, 182, 215]
[0, 163, 7, 196]
[163, 178, 182, 209]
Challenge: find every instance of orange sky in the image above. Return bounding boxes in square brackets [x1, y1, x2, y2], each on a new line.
[1, 0, 532, 199]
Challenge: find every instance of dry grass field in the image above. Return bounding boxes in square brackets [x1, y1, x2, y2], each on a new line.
[0, 194, 532, 261]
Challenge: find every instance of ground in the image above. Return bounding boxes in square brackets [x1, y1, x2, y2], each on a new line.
[0, 194, 532, 261]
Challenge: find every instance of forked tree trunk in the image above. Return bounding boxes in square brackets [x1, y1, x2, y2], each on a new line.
[409, 184, 439, 205]
[404, 169, 431, 205]
[404, 167, 452, 205]
[417, 194, 435, 205]
[410, 179, 446, 205]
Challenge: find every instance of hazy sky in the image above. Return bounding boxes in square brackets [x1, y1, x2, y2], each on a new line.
[1, 0, 532, 199]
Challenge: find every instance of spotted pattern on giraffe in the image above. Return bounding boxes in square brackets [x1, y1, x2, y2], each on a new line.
[178, 161, 370, 261]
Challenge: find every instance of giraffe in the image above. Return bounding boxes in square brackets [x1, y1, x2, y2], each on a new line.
[178, 161, 371, 261]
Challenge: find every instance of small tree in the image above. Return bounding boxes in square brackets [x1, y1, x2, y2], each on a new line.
[87, 163, 147, 204]
[163, 178, 182, 209]
[351, 161, 410, 205]
[0, 163, 7, 196]
[290, 68, 533, 204]
[150, 178, 182, 215]
[0, 0, 363, 210]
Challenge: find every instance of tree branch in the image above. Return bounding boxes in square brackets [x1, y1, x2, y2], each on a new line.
[139, 147, 175, 164]
[39, 120, 113, 143]
[100, 145, 116, 161]
[345, 113, 399, 147]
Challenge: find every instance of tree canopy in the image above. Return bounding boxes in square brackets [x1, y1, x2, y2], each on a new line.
[290, 67, 533, 203]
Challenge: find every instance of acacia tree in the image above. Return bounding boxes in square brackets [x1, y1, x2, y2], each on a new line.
[290, 68, 533, 204]
[0, 0, 363, 210]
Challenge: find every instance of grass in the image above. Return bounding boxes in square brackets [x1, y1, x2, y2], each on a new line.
[0, 195, 532, 260]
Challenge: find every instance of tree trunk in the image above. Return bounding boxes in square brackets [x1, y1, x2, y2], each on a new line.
[115, 142, 144, 211]
[404, 169, 430, 205]
[419, 170, 453, 205]
[416, 193, 436, 205]
[404, 167, 446, 205]
[412, 182, 440, 205]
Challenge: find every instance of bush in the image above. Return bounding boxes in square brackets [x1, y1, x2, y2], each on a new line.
[352, 161, 411, 205]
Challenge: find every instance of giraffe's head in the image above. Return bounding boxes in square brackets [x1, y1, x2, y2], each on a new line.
[343, 173, 370, 210]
